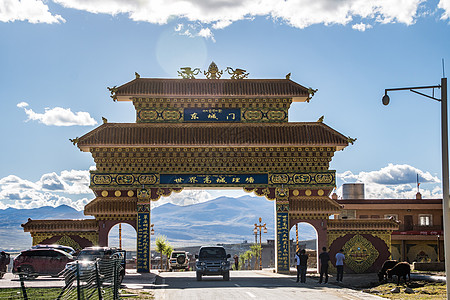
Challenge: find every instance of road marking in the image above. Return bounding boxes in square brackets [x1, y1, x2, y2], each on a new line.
[234, 283, 241, 287]
[245, 292, 256, 298]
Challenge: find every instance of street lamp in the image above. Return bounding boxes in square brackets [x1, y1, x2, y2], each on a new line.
[149, 223, 155, 269]
[382, 76, 449, 299]
[254, 217, 268, 270]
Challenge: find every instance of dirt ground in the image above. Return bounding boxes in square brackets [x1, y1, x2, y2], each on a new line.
[306, 271, 446, 299]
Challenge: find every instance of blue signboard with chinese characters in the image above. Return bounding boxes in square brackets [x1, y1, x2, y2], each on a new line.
[184, 108, 241, 122]
[276, 212, 290, 272]
[160, 174, 268, 185]
[137, 209, 150, 272]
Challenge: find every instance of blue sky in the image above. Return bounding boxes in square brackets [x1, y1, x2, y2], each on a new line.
[1, 0, 450, 210]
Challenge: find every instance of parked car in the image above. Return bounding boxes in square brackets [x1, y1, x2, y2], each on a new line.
[31, 244, 76, 255]
[64, 247, 126, 284]
[195, 246, 231, 281]
[13, 248, 74, 278]
[169, 251, 189, 271]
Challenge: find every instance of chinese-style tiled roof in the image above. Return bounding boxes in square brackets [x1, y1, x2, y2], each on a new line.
[327, 219, 399, 231]
[22, 219, 98, 233]
[114, 78, 310, 101]
[289, 197, 342, 213]
[84, 197, 137, 217]
[77, 122, 349, 151]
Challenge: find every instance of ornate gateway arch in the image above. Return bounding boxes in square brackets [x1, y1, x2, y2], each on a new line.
[22, 63, 398, 273]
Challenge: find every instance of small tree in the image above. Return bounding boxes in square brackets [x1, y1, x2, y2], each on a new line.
[241, 250, 253, 270]
[250, 244, 261, 270]
[155, 235, 167, 270]
[163, 244, 173, 270]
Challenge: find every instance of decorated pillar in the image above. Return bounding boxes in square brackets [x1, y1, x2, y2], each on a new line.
[275, 187, 290, 273]
[136, 188, 151, 273]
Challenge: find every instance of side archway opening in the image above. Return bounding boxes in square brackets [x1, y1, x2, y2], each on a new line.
[289, 222, 319, 271]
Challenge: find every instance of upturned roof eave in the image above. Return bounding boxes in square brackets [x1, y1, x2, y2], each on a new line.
[76, 122, 349, 151]
[113, 78, 311, 100]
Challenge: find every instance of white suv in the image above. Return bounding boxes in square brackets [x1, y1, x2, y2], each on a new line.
[169, 251, 189, 271]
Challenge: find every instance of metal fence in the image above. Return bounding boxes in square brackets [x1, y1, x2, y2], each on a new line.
[1, 259, 123, 300]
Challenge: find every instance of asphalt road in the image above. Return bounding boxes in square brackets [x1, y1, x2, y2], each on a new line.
[152, 270, 383, 300]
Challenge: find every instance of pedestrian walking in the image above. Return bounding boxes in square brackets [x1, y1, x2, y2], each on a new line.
[318, 247, 330, 284]
[335, 249, 345, 282]
[295, 249, 308, 283]
[234, 254, 239, 270]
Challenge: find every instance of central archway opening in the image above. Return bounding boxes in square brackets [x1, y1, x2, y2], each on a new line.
[148, 189, 276, 270]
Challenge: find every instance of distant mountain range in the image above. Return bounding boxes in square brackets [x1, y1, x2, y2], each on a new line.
[0, 196, 317, 251]
[0, 205, 89, 250]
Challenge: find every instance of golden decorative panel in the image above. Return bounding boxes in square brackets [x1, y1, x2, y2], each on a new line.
[342, 234, 379, 273]
[91, 146, 335, 174]
[57, 235, 81, 251]
[133, 97, 293, 110]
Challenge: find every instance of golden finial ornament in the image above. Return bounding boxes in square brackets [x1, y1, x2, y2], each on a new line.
[135, 72, 140, 79]
[177, 67, 201, 79]
[347, 136, 357, 145]
[317, 115, 324, 123]
[306, 88, 318, 103]
[69, 137, 79, 146]
[107, 86, 118, 101]
[102, 117, 108, 124]
[225, 67, 249, 80]
[204, 62, 223, 79]
[286, 73, 291, 80]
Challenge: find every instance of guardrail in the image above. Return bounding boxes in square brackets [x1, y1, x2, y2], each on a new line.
[4, 258, 123, 300]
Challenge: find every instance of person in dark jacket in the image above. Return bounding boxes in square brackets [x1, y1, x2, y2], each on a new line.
[295, 249, 308, 283]
[318, 247, 330, 284]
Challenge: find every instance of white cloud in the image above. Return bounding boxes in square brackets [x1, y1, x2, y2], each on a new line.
[337, 163, 442, 199]
[0, 0, 65, 23]
[4, 0, 450, 37]
[197, 27, 215, 41]
[338, 163, 439, 185]
[352, 22, 372, 31]
[16, 102, 28, 108]
[212, 19, 233, 29]
[18, 102, 97, 126]
[439, 0, 450, 20]
[0, 170, 94, 211]
[53, 0, 424, 29]
[174, 23, 183, 31]
[151, 189, 213, 208]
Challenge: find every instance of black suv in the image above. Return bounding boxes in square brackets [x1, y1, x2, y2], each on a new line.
[64, 247, 126, 284]
[195, 246, 231, 281]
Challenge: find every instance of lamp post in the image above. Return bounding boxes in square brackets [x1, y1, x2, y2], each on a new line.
[149, 223, 155, 269]
[150, 223, 155, 236]
[254, 217, 268, 270]
[382, 77, 449, 298]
